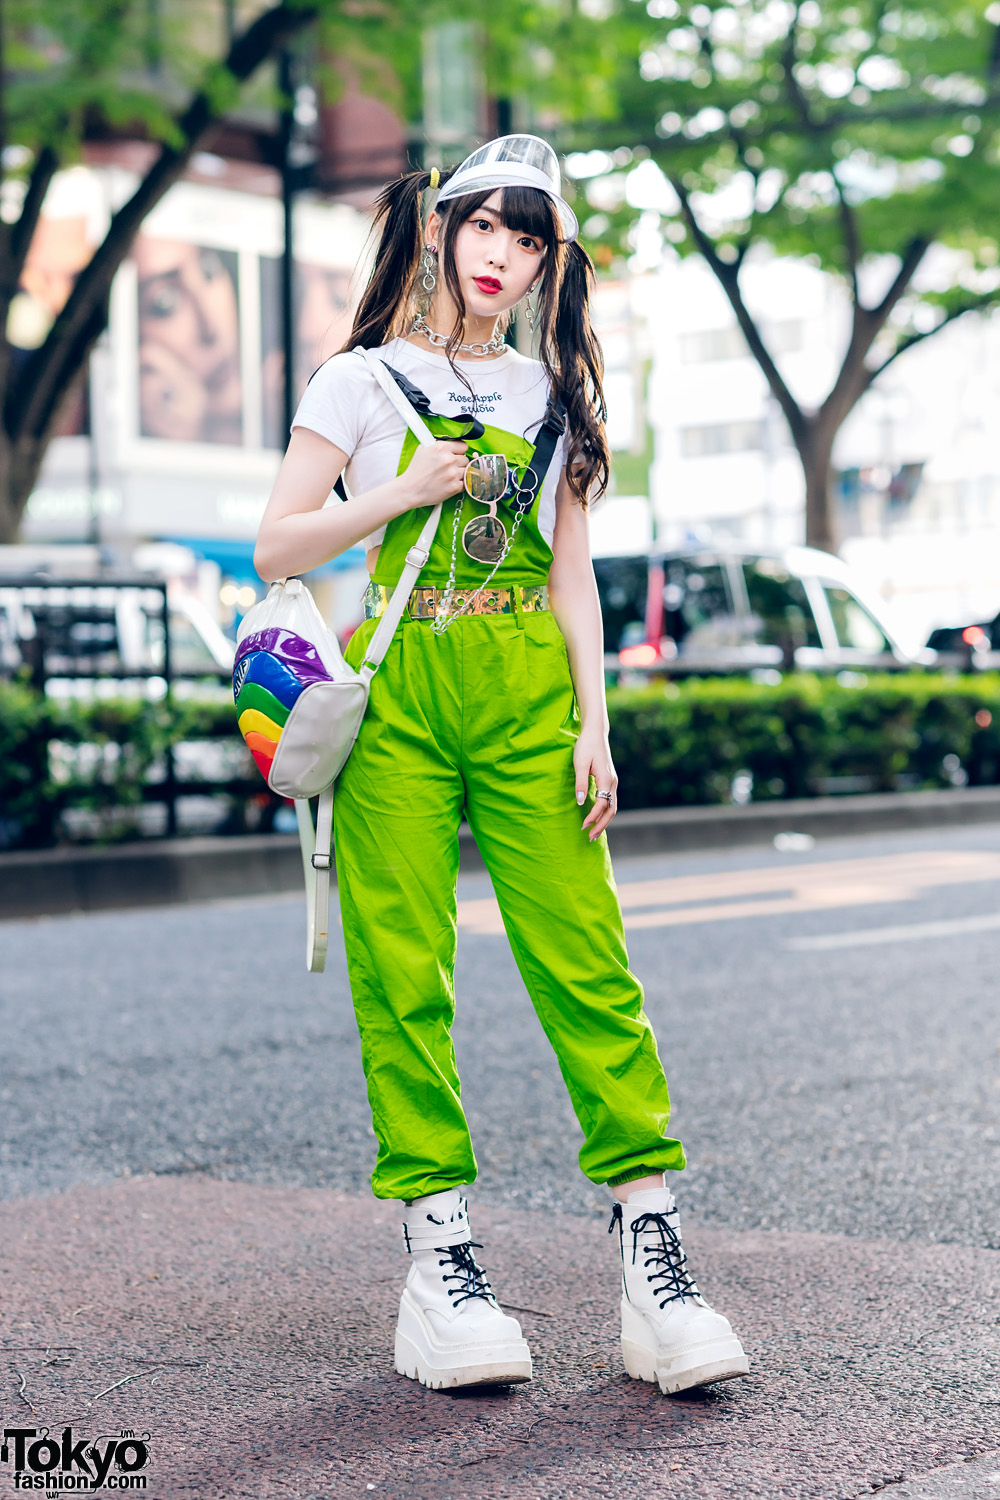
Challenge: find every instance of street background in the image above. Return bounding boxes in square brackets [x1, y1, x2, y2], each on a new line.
[4, 4, 1000, 1497]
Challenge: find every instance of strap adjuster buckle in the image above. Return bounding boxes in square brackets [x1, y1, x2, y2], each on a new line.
[311, 852, 332, 871]
[405, 544, 429, 567]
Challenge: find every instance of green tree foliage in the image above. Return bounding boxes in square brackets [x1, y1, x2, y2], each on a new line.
[566, 0, 1000, 551]
[607, 671, 1000, 807]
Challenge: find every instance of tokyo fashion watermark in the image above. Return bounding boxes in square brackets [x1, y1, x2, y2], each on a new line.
[1, 1428, 149, 1491]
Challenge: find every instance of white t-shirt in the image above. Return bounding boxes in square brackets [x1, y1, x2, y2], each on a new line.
[289, 336, 565, 551]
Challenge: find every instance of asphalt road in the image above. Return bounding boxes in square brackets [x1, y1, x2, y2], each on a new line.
[3, 823, 1000, 1499]
[2, 822, 999, 1250]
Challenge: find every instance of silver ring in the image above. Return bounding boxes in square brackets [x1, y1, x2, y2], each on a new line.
[511, 464, 538, 497]
[596, 789, 613, 802]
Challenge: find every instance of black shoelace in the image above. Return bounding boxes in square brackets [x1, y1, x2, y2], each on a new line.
[435, 1240, 497, 1309]
[609, 1202, 700, 1309]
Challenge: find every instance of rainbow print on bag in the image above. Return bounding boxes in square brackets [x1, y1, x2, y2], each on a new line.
[234, 627, 334, 786]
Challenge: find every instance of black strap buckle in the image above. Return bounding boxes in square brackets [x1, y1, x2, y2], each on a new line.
[383, 366, 486, 441]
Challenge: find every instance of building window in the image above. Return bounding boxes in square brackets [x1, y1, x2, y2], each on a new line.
[680, 319, 803, 363]
[680, 420, 765, 457]
[680, 325, 747, 363]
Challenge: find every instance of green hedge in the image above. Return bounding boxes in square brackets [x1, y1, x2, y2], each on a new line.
[3, 674, 1000, 847]
[0, 683, 245, 848]
[607, 673, 1000, 809]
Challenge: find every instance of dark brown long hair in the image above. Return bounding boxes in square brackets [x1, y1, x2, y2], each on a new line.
[346, 166, 610, 505]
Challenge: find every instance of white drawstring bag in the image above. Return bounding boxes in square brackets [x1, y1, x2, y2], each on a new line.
[234, 350, 442, 972]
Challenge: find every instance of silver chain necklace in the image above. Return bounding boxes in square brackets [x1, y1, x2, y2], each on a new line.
[411, 313, 506, 358]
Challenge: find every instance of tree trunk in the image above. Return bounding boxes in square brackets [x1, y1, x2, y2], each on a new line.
[0, 429, 10, 546]
[798, 416, 838, 555]
[0, 427, 50, 545]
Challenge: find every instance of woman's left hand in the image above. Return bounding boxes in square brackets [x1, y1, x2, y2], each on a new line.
[575, 726, 619, 841]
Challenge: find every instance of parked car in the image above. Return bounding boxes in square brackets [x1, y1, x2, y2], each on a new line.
[594, 545, 915, 679]
[925, 609, 1000, 671]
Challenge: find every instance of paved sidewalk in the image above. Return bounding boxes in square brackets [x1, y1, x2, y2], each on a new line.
[1, 1177, 998, 1499]
[892, 1457, 1000, 1499]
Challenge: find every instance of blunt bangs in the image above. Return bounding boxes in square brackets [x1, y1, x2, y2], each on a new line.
[446, 185, 562, 250]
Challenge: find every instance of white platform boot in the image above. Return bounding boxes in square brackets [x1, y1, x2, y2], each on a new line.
[611, 1187, 750, 1395]
[394, 1188, 533, 1390]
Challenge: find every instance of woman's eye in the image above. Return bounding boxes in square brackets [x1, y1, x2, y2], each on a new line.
[142, 281, 181, 319]
[474, 218, 493, 231]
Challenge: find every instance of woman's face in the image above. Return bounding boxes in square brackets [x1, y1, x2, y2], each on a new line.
[429, 190, 545, 321]
[135, 238, 242, 442]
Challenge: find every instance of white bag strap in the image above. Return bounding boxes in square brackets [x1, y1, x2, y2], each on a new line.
[360, 348, 440, 448]
[296, 788, 333, 972]
[294, 351, 447, 973]
[356, 348, 444, 679]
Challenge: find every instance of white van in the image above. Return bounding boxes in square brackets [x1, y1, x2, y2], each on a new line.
[594, 544, 918, 678]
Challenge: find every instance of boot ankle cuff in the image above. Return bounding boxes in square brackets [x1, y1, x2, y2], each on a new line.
[403, 1221, 471, 1252]
[402, 1197, 471, 1253]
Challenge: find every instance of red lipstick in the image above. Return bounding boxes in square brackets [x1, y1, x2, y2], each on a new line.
[474, 276, 502, 294]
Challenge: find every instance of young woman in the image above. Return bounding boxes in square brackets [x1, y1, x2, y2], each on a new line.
[254, 134, 748, 1397]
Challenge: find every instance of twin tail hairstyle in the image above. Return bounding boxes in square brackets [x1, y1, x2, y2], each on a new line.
[345, 166, 610, 506]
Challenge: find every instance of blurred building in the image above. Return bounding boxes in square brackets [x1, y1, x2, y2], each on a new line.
[18, 163, 375, 634]
[644, 250, 1000, 651]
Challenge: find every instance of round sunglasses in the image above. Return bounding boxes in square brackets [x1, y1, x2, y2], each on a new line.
[461, 453, 539, 565]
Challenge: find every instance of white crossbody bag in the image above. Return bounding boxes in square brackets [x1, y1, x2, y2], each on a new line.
[234, 349, 442, 972]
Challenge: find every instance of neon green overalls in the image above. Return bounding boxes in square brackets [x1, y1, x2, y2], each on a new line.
[336, 399, 685, 1201]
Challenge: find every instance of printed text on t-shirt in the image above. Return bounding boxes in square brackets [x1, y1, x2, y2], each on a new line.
[446, 390, 502, 414]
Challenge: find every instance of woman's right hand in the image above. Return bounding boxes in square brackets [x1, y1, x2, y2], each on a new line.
[398, 440, 470, 510]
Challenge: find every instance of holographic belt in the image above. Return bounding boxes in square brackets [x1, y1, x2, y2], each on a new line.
[364, 582, 550, 621]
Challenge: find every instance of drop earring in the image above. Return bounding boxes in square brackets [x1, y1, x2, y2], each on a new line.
[420, 245, 437, 296]
[525, 284, 538, 334]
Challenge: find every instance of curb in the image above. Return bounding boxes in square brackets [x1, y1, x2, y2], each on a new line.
[0, 833, 304, 922]
[5, 785, 1000, 921]
[602, 783, 1000, 856]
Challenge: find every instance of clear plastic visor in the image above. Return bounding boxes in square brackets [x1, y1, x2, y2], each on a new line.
[438, 176, 577, 240]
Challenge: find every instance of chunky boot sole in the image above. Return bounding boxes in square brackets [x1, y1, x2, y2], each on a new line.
[621, 1303, 750, 1396]
[394, 1290, 533, 1391]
